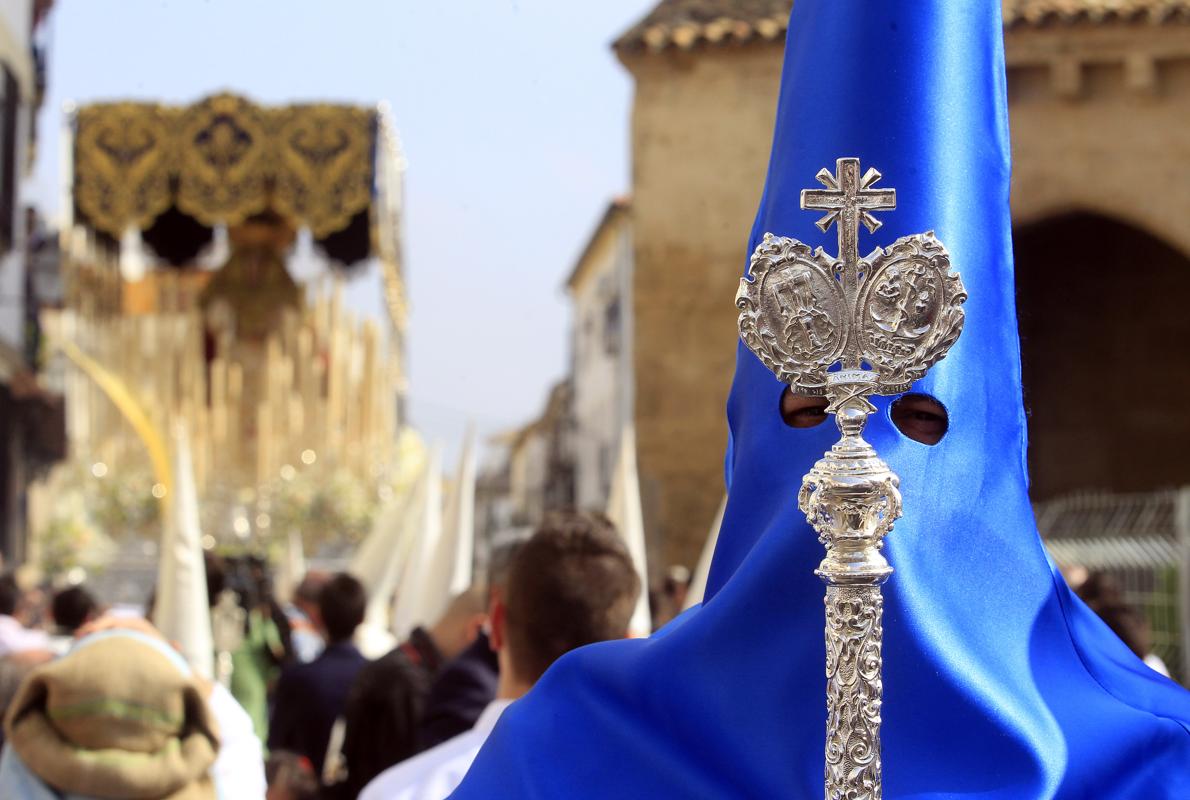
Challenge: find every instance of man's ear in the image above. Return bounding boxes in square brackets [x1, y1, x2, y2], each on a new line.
[486, 585, 504, 616]
[489, 598, 506, 652]
[466, 612, 488, 643]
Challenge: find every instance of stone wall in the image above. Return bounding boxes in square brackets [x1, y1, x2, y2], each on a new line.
[1007, 25, 1190, 255]
[623, 45, 783, 571]
[568, 205, 632, 513]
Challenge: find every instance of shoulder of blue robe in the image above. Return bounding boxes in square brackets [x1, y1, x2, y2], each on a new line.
[451, 561, 1190, 798]
[451, 0, 1190, 795]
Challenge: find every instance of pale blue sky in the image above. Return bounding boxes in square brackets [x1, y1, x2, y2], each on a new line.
[31, 0, 657, 456]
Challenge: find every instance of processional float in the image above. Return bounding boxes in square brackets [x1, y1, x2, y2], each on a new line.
[39, 93, 412, 653]
[736, 158, 967, 800]
[54, 93, 409, 525]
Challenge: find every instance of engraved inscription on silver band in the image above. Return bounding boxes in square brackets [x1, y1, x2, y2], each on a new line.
[736, 158, 967, 800]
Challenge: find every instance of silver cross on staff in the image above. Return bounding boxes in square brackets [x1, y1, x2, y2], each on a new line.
[802, 157, 896, 303]
[800, 158, 896, 372]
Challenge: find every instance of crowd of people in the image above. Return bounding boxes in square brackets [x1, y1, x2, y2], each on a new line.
[0, 508, 1173, 799]
[0, 509, 641, 799]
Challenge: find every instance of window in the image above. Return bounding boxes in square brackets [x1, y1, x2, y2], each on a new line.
[599, 443, 612, 499]
[0, 68, 18, 252]
[603, 297, 621, 355]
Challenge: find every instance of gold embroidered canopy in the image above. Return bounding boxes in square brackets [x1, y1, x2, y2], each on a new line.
[71, 93, 397, 267]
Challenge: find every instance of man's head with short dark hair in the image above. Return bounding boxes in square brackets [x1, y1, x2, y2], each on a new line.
[486, 541, 523, 597]
[502, 511, 640, 686]
[294, 571, 329, 605]
[51, 586, 99, 634]
[318, 573, 367, 644]
[295, 566, 333, 628]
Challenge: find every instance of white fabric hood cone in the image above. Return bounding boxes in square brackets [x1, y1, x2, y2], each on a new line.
[391, 445, 445, 641]
[447, 427, 478, 597]
[352, 483, 419, 658]
[606, 424, 652, 637]
[153, 421, 215, 679]
[415, 427, 478, 629]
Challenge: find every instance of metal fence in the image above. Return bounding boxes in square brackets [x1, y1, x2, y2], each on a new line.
[1037, 488, 1189, 685]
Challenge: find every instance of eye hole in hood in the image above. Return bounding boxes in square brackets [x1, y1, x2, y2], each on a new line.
[779, 388, 828, 429]
[891, 393, 948, 445]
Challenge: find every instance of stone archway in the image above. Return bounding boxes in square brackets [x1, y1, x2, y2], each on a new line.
[1015, 212, 1190, 500]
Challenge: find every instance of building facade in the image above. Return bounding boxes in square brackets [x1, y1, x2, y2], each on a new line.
[566, 198, 632, 513]
[615, 2, 787, 570]
[1005, 11, 1190, 499]
[505, 380, 575, 526]
[0, 0, 61, 563]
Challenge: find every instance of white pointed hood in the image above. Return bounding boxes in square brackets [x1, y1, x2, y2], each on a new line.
[414, 429, 478, 628]
[350, 431, 427, 657]
[153, 421, 215, 679]
[390, 445, 444, 641]
[606, 424, 651, 637]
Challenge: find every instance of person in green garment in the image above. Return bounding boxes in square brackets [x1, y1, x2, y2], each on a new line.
[214, 553, 294, 745]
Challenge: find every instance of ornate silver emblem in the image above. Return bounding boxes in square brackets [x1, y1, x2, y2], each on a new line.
[737, 159, 964, 397]
[736, 158, 967, 800]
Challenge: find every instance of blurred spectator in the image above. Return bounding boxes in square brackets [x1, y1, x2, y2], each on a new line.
[335, 588, 486, 797]
[16, 584, 48, 631]
[72, 614, 268, 799]
[360, 510, 641, 800]
[0, 573, 49, 658]
[206, 551, 228, 606]
[0, 650, 53, 750]
[266, 751, 319, 800]
[286, 570, 329, 664]
[212, 552, 290, 743]
[0, 627, 219, 798]
[145, 553, 281, 749]
[416, 542, 524, 752]
[242, 554, 296, 663]
[269, 572, 367, 776]
[50, 585, 100, 635]
[1073, 570, 1170, 677]
[650, 564, 691, 630]
[47, 585, 101, 655]
[208, 669, 269, 799]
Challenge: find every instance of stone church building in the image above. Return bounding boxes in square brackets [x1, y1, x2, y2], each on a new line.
[614, 0, 1190, 570]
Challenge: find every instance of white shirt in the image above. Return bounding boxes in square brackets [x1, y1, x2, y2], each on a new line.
[283, 604, 324, 664]
[359, 699, 513, 800]
[207, 682, 268, 800]
[1144, 652, 1171, 678]
[0, 615, 50, 658]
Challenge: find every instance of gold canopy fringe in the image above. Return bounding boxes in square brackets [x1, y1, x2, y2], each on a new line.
[73, 93, 375, 239]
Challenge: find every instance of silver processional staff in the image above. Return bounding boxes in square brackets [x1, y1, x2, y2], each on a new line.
[736, 157, 967, 800]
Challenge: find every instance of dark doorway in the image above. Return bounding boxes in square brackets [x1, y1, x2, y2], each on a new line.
[1015, 213, 1190, 499]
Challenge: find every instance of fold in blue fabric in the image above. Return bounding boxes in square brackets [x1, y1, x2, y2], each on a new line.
[452, 2, 1190, 796]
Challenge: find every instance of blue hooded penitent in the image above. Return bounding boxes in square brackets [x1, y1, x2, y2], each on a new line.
[452, 2, 1190, 797]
